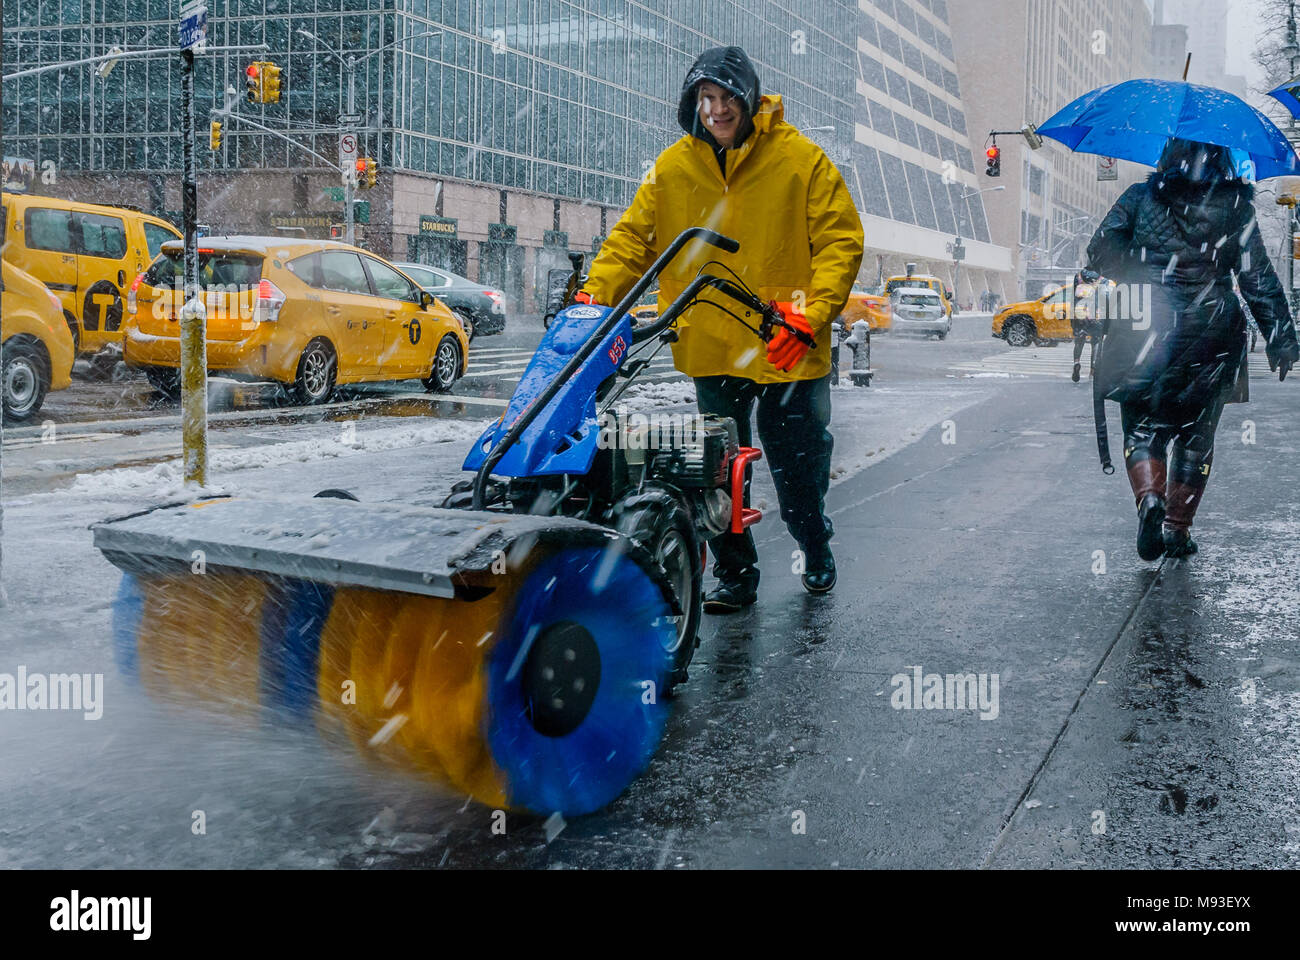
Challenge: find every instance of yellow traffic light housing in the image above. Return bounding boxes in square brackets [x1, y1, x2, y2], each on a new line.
[245, 62, 264, 103]
[209, 120, 222, 150]
[262, 63, 282, 103]
[365, 158, 377, 189]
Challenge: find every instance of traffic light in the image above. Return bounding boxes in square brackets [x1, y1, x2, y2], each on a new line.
[209, 120, 222, 151]
[262, 63, 282, 103]
[985, 144, 1001, 178]
[245, 61, 280, 103]
[354, 157, 367, 188]
[364, 158, 377, 189]
[245, 62, 264, 103]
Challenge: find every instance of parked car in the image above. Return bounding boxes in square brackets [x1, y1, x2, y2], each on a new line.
[888, 286, 950, 339]
[124, 237, 468, 403]
[2, 261, 75, 422]
[391, 262, 506, 340]
[2, 192, 180, 369]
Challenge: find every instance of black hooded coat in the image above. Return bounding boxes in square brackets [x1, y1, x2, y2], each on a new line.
[677, 46, 762, 167]
[1085, 141, 1296, 419]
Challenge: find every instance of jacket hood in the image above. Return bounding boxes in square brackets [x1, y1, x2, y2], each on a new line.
[1149, 165, 1255, 245]
[677, 46, 762, 146]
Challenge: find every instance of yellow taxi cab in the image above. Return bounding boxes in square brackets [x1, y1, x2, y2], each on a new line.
[840, 285, 891, 332]
[631, 289, 659, 324]
[2, 192, 180, 360]
[884, 269, 954, 318]
[123, 237, 469, 403]
[992, 284, 1079, 346]
[2, 260, 75, 422]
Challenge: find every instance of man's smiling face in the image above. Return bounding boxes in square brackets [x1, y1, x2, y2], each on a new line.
[697, 81, 743, 148]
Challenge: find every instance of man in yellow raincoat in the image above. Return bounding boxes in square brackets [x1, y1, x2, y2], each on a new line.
[579, 46, 864, 609]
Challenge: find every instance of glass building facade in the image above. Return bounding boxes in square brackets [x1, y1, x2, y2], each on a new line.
[853, 0, 992, 246]
[4, 1, 858, 207]
[3, 0, 1005, 299]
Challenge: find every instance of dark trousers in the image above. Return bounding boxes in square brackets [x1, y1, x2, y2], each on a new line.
[694, 374, 834, 586]
[1120, 393, 1227, 488]
[1072, 331, 1097, 368]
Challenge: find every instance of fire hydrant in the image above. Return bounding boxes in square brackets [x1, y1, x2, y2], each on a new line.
[842, 319, 872, 386]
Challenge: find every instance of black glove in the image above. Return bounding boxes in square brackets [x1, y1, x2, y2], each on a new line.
[1266, 339, 1299, 382]
[1080, 267, 1101, 283]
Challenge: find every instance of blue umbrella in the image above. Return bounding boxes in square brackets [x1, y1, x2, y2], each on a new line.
[1038, 78, 1300, 180]
[1267, 74, 1300, 119]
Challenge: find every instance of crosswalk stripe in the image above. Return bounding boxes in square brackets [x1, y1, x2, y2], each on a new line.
[952, 348, 1278, 379]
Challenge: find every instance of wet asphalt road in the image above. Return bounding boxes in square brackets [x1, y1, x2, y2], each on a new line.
[6, 316, 1300, 868]
[362, 368, 1300, 868]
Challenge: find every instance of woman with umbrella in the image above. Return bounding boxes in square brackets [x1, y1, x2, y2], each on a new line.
[1038, 79, 1300, 560]
[1085, 138, 1297, 559]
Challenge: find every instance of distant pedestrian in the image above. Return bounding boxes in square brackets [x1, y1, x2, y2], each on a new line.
[1086, 138, 1298, 560]
[1070, 269, 1101, 382]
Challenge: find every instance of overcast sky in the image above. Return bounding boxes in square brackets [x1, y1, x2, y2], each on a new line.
[1226, 0, 1267, 88]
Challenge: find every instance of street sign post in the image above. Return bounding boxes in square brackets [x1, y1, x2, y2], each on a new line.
[179, 2, 208, 53]
[339, 130, 358, 244]
[338, 131, 358, 179]
[178, 4, 209, 484]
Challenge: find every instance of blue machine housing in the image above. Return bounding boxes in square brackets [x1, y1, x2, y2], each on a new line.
[462, 303, 632, 477]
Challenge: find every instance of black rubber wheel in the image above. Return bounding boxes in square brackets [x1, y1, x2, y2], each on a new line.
[144, 367, 181, 400]
[1004, 317, 1035, 347]
[423, 334, 461, 393]
[451, 308, 475, 342]
[2, 336, 50, 424]
[291, 338, 337, 405]
[609, 489, 703, 694]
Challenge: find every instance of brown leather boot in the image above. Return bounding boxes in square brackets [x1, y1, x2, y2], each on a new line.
[1127, 459, 1167, 561]
[1164, 479, 1207, 557]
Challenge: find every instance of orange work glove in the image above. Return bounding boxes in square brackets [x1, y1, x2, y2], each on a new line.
[766, 304, 815, 372]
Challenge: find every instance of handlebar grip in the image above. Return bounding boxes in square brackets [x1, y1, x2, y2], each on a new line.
[697, 230, 739, 254]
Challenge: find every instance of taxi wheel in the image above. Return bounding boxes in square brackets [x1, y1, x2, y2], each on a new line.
[292, 339, 337, 405]
[2, 337, 50, 424]
[423, 335, 461, 393]
[1004, 317, 1036, 347]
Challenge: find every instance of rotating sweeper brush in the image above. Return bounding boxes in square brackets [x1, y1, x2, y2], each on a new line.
[93, 228, 816, 815]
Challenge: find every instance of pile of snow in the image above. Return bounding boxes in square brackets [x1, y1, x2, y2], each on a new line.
[619, 380, 697, 407]
[67, 418, 489, 500]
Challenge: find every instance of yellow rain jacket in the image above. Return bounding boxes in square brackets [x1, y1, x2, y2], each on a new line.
[584, 95, 864, 384]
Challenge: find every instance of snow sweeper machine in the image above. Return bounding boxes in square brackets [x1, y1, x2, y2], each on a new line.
[93, 228, 815, 815]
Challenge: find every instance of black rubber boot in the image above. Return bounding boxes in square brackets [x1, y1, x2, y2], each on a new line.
[1136, 493, 1166, 562]
[801, 541, 836, 594]
[703, 571, 758, 614]
[1071, 362, 1081, 383]
[1163, 527, 1198, 557]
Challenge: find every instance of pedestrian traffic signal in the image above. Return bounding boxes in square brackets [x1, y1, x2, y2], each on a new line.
[330, 224, 343, 240]
[209, 120, 222, 151]
[262, 63, 282, 103]
[364, 158, 377, 189]
[985, 144, 1001, 178]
